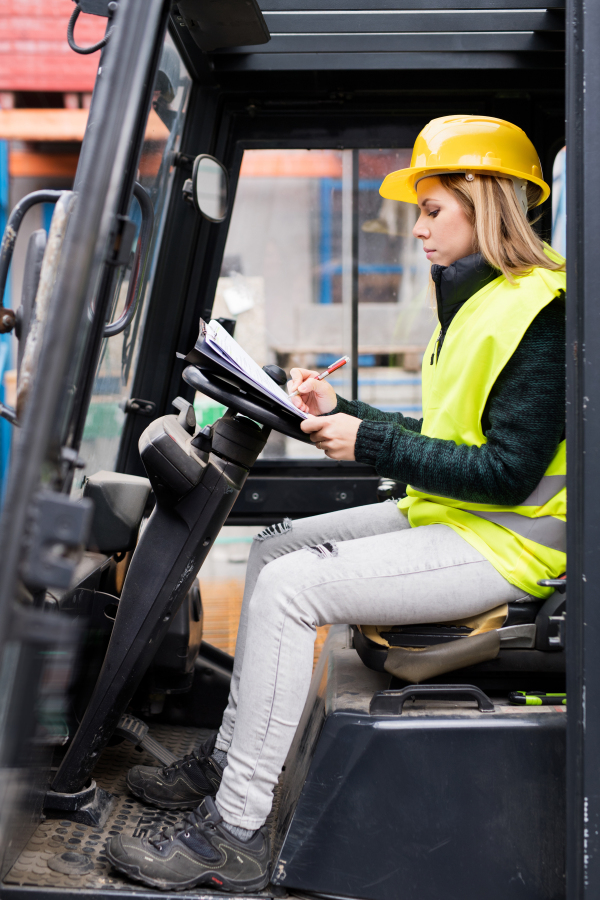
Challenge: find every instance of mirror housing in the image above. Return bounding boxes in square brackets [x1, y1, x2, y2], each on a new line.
[182, 154, 229, 223]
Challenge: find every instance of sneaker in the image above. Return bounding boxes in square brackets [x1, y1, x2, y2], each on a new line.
[126, 734, 223, 810]
[106, 796, 271, 893]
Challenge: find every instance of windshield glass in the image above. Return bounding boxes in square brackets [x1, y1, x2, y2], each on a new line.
[72, 32, 191, 494]
[204, 148, 432, 458]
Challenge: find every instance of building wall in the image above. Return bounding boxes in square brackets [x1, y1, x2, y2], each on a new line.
[0, 0, 104, 92]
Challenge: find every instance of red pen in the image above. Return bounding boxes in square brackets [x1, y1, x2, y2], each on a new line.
[289, 356, 350, 398]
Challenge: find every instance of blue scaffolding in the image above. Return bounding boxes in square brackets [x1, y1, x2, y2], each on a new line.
[318, 178, 403, 305]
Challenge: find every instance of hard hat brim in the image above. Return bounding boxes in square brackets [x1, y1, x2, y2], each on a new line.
[380, 165, 551, 207]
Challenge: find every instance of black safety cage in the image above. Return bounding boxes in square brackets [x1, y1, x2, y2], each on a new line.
[0, 0, 597, 895]
[116, 0, 567, 522]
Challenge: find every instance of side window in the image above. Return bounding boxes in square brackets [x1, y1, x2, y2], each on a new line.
[203, 148, 432, 457]
[73, 32, 192, 492]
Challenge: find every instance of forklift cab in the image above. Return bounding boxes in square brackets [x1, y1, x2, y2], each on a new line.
[0, 0, 584, 897]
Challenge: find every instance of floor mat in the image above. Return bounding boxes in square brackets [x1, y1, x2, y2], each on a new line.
[4, 725, 282, 897]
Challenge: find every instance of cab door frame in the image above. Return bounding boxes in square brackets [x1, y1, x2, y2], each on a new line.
[565, 0, 600, 896]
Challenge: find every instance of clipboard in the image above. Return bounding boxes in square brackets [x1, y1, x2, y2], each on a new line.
[182, 320, 312, 443]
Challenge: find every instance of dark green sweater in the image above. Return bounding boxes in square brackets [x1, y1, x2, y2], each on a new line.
[332, 257, 566, 507]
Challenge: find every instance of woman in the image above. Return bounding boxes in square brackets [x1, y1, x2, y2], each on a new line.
[107, 115, 566, 892]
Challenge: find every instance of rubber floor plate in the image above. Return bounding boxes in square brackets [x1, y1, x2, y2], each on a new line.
[4, 725, 282, 898]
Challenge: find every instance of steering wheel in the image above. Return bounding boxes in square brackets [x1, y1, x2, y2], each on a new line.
[182, 366, 313, 444]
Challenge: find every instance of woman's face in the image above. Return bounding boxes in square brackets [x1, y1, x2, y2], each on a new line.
[413, 176, 476, 267]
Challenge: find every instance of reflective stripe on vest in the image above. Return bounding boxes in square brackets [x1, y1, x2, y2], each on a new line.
[468, 471, 567, 554]
[469, 510, 566, 553]
[520, 473, 566, 506]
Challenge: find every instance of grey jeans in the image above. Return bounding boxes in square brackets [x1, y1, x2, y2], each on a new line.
[214, 501, 528, 829]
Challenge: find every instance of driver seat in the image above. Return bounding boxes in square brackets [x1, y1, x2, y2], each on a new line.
[353, 579, 566, 687]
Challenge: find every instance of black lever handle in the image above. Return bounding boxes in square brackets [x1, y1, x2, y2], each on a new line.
[370, 683, 494, 715]
[262, 364, 287, 386]
[538, 575, 566, 594]
[172, 396, 196, 433]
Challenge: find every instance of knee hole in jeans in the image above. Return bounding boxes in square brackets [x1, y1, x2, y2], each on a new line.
[254, 518, 293, 543]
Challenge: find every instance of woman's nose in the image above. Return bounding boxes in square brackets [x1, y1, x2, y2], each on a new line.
[413, 214, 429, 240]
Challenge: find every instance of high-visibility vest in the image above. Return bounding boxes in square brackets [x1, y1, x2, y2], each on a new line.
[399, 253, 566, 598]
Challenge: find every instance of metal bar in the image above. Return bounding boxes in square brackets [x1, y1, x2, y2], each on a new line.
[324, 263, 404, 274]
[65, 14, 170, 473]
[565, 0, 600, 895]
[259, 0, 565, 8]
[274, 344, 426, 354]
[1, 884, 262, 900]
[0, 0, 168, 660]
[260, 9, 563, 31]
[351, 147, 359, 401]
[219, 32, 564, 52]
[319, 178, 333, 304]
[0, 141, 8, 308]
[212, 50, 564, 70]
[341, 150, 353, 400]
[116, 82, 228, 476]
[0, 139, 10, 507]
[0, 341, 10, 506]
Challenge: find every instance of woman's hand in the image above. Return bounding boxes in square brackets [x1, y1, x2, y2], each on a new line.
[288, 367, 337, 416]
[301, 413, 361, 460]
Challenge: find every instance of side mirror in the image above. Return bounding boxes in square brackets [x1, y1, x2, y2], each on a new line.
[182, 154, 229, 223]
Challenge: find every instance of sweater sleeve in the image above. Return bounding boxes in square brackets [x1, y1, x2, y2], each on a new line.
[329, 394, 423, 433]
[354, 297, 566, 506]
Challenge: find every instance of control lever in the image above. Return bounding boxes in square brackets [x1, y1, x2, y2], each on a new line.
[191, 424, 212, 453]
[172, 396, 196, 434]
[538, 575, 566, 594]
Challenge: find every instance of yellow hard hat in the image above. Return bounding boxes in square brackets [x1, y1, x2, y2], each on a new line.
[380, 115, 550, 209]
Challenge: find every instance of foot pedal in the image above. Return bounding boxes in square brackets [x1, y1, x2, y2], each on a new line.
[115, 714, 178, 766]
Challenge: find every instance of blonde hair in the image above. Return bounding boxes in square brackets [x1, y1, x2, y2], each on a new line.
[438, 173, 564, 282]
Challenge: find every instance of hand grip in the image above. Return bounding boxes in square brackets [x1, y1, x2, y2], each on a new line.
[104, 183, 154, 337]
[369, 683, 494, 715]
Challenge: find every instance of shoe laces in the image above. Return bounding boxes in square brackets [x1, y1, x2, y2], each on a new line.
[148, 808, 205, 850]
[161, 749, 205, 777]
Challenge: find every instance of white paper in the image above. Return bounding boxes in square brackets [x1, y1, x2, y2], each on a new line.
[205, 320, 308, 419]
